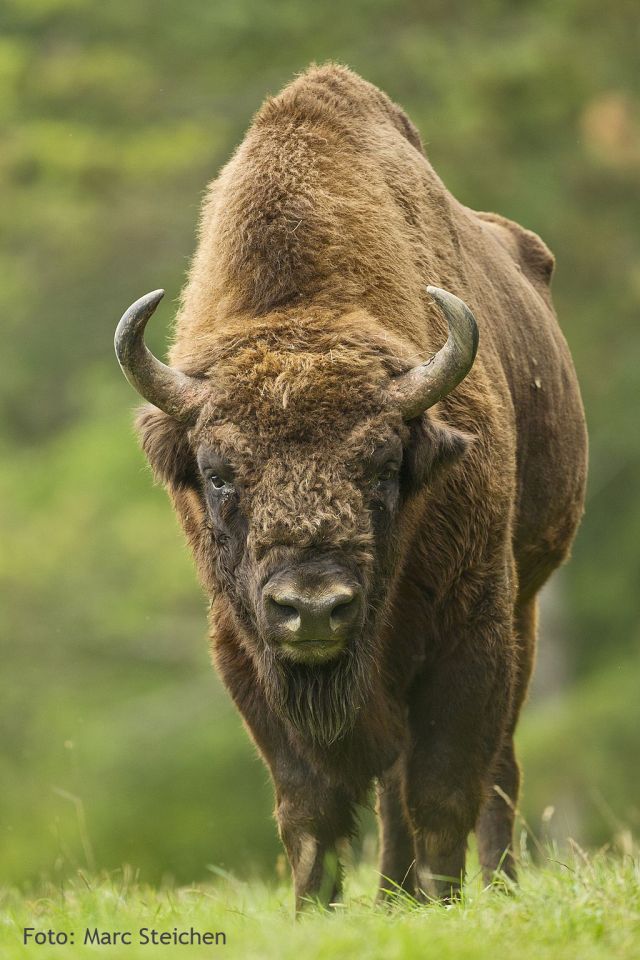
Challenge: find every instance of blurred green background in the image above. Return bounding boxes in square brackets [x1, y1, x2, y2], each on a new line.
[1, 0, 639, 887]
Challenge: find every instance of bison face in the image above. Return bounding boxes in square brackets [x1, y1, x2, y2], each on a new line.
[117, 289, 477, 743]
[194, 424, 405, 668]
[138, 371, 470, 744]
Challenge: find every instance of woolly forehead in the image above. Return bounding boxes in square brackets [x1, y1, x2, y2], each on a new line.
[190, 343, 408, 472]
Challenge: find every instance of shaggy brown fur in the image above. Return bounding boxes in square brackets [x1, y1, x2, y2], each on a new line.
[134, 64, 587, 909]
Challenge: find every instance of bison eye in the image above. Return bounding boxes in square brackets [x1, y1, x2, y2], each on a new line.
[209, 474, 230, 491]
[376, 463, 400, 485]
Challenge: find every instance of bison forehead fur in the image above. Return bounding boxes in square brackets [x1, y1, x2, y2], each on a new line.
[123, 62, 587, 909]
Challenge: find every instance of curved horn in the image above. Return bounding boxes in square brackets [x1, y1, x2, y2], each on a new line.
[114, 290, 205, 420]
[391, 286, 479, 420]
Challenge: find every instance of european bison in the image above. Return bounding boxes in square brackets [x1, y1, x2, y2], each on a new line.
[115, 64, 587, 908]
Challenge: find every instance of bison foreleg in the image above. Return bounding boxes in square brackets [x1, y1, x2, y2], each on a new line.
[404, 606, 516, 902]
[275, 779, 357, 912]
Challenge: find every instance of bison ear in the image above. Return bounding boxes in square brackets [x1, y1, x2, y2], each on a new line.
[136, 404, 198, 490]
[403, 416, 473, 493]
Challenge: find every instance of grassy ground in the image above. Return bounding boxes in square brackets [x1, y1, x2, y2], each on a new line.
[1, 851, 638, 960]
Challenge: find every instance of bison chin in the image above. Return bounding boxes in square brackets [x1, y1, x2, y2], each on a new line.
[259, 637, 375, 746]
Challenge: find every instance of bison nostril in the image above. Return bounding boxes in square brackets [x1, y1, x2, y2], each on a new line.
[329, 596, 358, 631]
[266, 596, 301, 633]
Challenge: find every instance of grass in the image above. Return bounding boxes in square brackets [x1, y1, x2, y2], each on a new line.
[1, 848, 639, 960]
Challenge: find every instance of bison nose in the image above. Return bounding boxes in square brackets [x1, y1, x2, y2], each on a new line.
[263, 580, 361, 646]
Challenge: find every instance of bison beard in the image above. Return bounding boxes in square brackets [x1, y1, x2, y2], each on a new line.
[259, 615, 378, 746]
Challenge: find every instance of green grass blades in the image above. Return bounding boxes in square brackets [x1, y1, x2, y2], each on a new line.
[2, 853, 639, 960]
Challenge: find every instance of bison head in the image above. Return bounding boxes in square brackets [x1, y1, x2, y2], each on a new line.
[115, 289, 478, 744]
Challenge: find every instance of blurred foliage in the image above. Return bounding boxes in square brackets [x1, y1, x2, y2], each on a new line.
[0, 0, 638, 885]
[518, 653, 640, 848]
